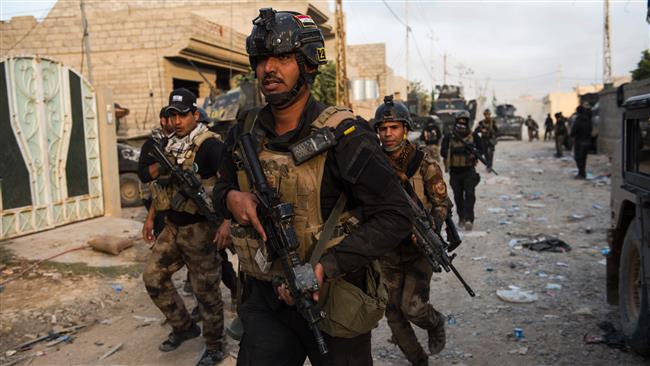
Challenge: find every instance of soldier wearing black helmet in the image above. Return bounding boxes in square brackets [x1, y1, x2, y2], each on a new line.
[374, 95, 450, 365]
[475, 109, 497, 168]
[213, 8, 411, 366]
[441, 111, 484, 231]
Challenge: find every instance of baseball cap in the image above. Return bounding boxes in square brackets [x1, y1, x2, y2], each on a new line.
[165, 88, 197, 113]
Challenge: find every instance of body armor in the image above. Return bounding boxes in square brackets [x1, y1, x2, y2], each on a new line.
[447, 134, 476, 168]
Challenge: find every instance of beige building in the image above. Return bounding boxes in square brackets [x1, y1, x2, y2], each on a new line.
[347, 43, 407, 120]
[542, 77, 632, 119]
[1, 0, 335, 136]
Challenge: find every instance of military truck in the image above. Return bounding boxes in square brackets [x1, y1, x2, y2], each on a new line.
[430, 85, 476, 134]
[607, 91, 650, 356]
[494, 104, 524, 140]
[203, 80, 263, 135]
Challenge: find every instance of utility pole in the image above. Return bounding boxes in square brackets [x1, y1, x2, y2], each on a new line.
[443, 52, 448, 85]
[334, 0, 350, 107]
[405, 0, 409, 94]
[80, 0, 94, 84]
[603, 0, 613, 86]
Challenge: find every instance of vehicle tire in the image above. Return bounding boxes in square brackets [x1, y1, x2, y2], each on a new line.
[618, 219, 650, 356]
[516, 128, 523, 141]
[119, 172, 142, 207]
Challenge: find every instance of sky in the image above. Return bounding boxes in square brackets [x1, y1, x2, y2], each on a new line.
[2, 0, 649, 101]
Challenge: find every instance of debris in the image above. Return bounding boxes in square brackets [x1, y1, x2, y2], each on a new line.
[498, 219, 513, 225]
[99, 342, 123, 360]
[94, 341, 104, 346]
[592, 203, 603, 210]
[585, 227, 593, 234]
[513, 328, 525, 340]
[545, 283, 562, 290]
[525, 203, 546, 208]
[598, 259, 607, 265]
[6, 350, 17, 357]
[447, 315, 457, 325]
[471, 256, 487, 261]
[498, 195, 512, 201]
[111, 283, 123, 293]
[525, 192, 543, 200]
[496, 286, 538, 303]
[568, 213, 585, 221]
[601, 248, 610, 256]
[508, 239, 523, 250]
[485, 267, 494, 272]
[45, 335, 71, 347]
[461, 231, 488, 238]
[583, 321, 627, 349]
[572, 307, 594, 317]
[531, 168, 544, 174]
[556, 262, 569, 267]
[508, 346, 529, 355]
[132, 315, 160, 323]
[487, 207, 505, 213]
[522, 238, 572, 253]
[14, 324, 85, 351]
[88, 236, 134, 256]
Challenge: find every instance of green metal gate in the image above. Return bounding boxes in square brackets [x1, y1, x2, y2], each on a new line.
[0, 56, 104, 240]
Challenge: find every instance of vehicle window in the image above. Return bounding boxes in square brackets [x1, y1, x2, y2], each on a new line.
[638, 118, 650, 176]
[452, 101, 465, 109]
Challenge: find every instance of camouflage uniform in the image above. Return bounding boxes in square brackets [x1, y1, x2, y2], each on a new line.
[381, 140, 449, 365]
[143, 221, 224, 351]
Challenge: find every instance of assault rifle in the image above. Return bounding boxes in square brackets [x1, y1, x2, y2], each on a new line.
[452, 131, 499, 175]
[238, 133, 328, 355]
[445, 208, 462, 252]
[402, 183, 475, 297]
[149, 142, 221, 231]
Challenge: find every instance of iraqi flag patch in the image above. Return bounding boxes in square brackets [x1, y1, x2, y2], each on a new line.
[294, 15, 317, 28]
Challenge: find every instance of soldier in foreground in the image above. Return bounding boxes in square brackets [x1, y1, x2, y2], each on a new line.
[441, 112, 483, 231]
[213, 8, 411, 365]
[142, 88, 228, 366]
[373, 96, 449, 366]
[475, 109, 498, 169]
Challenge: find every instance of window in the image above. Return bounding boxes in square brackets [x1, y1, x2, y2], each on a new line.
[351, 79, 379, 101]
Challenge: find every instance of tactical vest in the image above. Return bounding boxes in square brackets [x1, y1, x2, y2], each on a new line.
[231, 106, 356, 281]
[409, 151, 439, 212]
[447, 134, 476, 168]
[150, 130, 219, 214]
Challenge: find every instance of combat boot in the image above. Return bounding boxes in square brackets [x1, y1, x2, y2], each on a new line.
[464, 221, 473, 231]
[427, 312, 446, 355]
[196, 347, 225, 366]
[159, 321, 201, 352]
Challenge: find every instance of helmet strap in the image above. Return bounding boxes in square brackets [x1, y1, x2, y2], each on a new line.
[382, 137, 406, 153]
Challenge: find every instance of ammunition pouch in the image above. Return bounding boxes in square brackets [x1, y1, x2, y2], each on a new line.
[316, 260, 387, 338]
[150, 181, 172, 211]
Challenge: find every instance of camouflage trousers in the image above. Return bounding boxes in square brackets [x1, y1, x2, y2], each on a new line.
[381, 255, 444, 364]
[143, 220, 224, 351]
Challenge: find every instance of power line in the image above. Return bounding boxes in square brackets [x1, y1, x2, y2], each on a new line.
[409, 31, 434, 82]
[381, 0, 408, 28]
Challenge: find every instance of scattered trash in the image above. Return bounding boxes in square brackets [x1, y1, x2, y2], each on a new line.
[94, 341, 104, 346]
[14, 324, 86, 351]
[601, 248, 610, 256]
[462, 231, 488, 238]
[544, 314, 560, 319]
[111, 283, 123, 293]
[5, 350, 17, 357]
[471, 256, 487, 261]
[592, 203, 603, 210]
[531, 168, 544, 174]
[447, 315, 457, 325]
[583, 321, 627, 349]
[513, 328, 525, 340]
[534, 216, 549, 222]
[498, 195, 512, 201]
[598, 259, 607, 265]
[525, 192, 543, 200]
[508, 239, 523, 250]
[545, 283, 562, 290]
[585, 227, 593, 234]
[537, 272, 549, 278]
[132, 315, 160, 323]
[525, 203, 546, 208]
[521, 238, 571, 253]
[568, 213, 585, 221]
[572, 307, 594, 317]
[556, 262, 569, 267]
[487, 207, 506, 213]
[496, 286, 538, 303]
[508, 346, 529, 355]
[99, 342, 124, 361]
[486, 267, 494, 272]
[498, 220, 513, 225]
[45, 335, 71, 347]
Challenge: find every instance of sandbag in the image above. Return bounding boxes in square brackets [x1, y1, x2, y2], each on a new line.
[88, 236, 134, 256]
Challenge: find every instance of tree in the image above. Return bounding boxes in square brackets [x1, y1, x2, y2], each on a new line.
[631, 49, 650, 81]
[312, 62, 337, 106]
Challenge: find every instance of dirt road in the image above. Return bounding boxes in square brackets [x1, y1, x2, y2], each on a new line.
[0, 140, 647, 366]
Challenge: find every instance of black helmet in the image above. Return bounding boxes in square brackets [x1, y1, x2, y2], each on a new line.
[246, 8, 326, 108]
[455, 110, 471, 123]
[372, 95, 413, 131]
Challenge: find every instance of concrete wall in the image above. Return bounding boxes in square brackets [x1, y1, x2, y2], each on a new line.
[347, 43, 389, 120]
[598, 79, 650, 159]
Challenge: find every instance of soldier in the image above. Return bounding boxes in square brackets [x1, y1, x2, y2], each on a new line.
[419, 117, 442, 162]
[525, 115, 539, 142]
[554, 112, 568, 158]
[475, 109, 498, 169]
[373, 96, 449, 366]
[142, 88, 230, 366]
[570, 105, 593, 179]
[441, 112, 483, 231]
[544, 113, 554, 141]
[212, 8, 411, 365]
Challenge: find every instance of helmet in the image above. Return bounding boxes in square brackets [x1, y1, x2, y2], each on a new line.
[455, 110, 471, 123]
[372, 95, 413, 131]
[483, 109, 491, 114]
[197, 107, 212, 124]
[246, 8, 326, 108]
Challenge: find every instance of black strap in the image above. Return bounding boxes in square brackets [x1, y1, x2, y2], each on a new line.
[405, 149, 425, 179]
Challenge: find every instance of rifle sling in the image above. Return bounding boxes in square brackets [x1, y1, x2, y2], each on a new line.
[309, 193, 347, 267]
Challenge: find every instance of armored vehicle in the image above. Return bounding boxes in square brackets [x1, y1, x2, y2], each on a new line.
[494, 104, 524, 140]
[431, 85, 476, 134]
